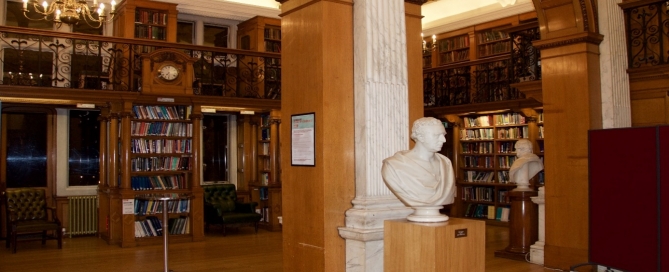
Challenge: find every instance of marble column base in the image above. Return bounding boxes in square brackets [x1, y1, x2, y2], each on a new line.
[530, 242, 544, 265]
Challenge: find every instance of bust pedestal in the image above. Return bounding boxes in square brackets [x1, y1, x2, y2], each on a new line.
[384, 218, 485, 272]
[494, 190, 538, 261]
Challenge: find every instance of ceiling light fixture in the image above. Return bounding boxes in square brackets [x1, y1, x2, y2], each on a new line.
[22, 0, 116, 28]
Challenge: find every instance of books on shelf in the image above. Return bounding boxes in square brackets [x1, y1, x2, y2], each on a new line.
[438, 35, 469, 51]
[463, 203, 510, 222]
[134, 198, 191, 215]
[264, 27, 281, 40]
[131, 139, 192, 153]
[132, 105, 192, 120]
[131, 175, 187, 190]
[134, 216, 190, 237]
[131, 156, 192, 172]
[131, 122, 193, 137]
[464, 171, 495, 183]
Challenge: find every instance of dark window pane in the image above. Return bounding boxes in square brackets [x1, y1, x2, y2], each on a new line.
[204, 25, 228, 48]
[3, 49, 53, 86]
[177, 21, 194, 45]
[5, 112, 47, 188]
[68, 110, 100, 186]
[202, 115, 228, 182]
[5, 1, 53, 30]
[73, 21, 103, 35]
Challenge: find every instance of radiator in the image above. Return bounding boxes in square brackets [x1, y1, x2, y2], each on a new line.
[67, 195, 98, 237]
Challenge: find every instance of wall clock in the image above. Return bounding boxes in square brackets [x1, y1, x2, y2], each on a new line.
[141, 48, 197, 95]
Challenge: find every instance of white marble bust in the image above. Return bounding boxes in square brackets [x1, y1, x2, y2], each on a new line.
[509, 139, 544, 191]
[381, 117, 455, 222]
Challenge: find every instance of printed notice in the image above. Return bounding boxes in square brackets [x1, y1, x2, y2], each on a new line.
[122, 199, 135, 215]
[291, 113, 315, 166]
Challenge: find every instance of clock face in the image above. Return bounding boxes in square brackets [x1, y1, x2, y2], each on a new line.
[159, 65, 179, 81]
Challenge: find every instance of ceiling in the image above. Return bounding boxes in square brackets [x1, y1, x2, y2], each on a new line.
[171, 0, 535, 34]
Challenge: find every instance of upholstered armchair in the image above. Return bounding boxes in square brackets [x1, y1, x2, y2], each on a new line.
[203, 184, 261, 236]
[3, 188, 63, 253]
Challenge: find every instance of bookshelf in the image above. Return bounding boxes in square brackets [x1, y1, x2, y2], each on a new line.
[112, 0, 177, 42]
[476, 29, 511, 58]
[248, 112, 282, 231]
[236, 16, 282, 99]
[453, 111, 543, 226]
[437, 34, 470, 65]
[99, 102, 204, 247]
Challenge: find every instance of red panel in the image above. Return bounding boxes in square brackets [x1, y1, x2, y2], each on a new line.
[589, 127, 658, 271]
[661, 126, 669, 272]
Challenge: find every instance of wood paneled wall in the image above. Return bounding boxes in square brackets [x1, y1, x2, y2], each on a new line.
[279, 1, 355, 271]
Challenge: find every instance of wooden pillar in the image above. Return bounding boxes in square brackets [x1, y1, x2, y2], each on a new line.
[279, 0, 355, 271]
[406, 1, 424, 141]
[190, 106, 204, 242]
[495, 190, 538, 261]
[97, 107, 110, 240]
[268, 110, 280, 185]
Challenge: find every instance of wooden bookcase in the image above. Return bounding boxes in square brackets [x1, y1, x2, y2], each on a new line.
[476, 29, 510, 58]
[437, 34, 470, 65]
[112, 0, 177, 42]
[99, 100, 204, 247]
[449, 110, 543, 226]
[236, 16, 281, 99]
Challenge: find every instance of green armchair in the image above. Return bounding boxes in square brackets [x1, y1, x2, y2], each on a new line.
[3, 188, 63, 253]
[203, 184, 262, 236]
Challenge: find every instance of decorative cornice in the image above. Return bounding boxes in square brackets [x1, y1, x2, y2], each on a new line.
[421, 1, 535, 36]
[532, 32, 604, 50]
[160, 0, 281, 21]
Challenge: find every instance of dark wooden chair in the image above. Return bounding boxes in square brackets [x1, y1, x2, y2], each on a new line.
[3, 188, 63, 253]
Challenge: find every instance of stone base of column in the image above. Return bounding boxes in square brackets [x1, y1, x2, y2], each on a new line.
[530, 242, 545, 265]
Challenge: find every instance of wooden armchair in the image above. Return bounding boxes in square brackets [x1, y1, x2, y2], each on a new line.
[203, 184, 262, 236]
[3, 188, 63, 253]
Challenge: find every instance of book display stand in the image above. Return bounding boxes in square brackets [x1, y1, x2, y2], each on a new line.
[136, 193, 191, 272]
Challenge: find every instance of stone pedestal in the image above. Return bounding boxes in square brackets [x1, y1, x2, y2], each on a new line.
[495, 190, 538, 261]
[384, 218, 485, 272]
[530, 187, 545, 264]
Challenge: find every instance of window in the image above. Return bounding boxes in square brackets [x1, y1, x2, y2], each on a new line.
[5, 1, 53, 30]
[4, 112, 48, 188]
[3, 49, 53, 86]
[202, 114, 229, 182]
[203, 24, 228, 48]
[177, 21, 194, 45]
[68, 110, 100, 186]
[72, 21, 103, 35]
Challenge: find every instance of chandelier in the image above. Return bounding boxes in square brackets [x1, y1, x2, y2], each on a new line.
[22, 0, 116, 28]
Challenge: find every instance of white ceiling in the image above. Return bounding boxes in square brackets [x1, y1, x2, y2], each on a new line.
[169, 0, 535, 33]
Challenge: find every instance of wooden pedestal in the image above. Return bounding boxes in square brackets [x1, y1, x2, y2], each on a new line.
[384, 218, 485, 272]
[495, 190, 538, 261]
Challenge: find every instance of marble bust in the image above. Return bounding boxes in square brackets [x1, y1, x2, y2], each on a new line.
[381, 117, 455, 222]
[509, 139, 544, 191]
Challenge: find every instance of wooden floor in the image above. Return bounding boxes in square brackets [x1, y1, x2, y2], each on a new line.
[0, 225, 564, 272]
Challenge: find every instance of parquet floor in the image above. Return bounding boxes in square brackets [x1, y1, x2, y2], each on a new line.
[0, 225, 568, 272]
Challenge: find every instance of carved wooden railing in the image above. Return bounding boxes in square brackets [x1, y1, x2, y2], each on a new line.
[423, 26, 541, 108]
[0, 26, 281, 99]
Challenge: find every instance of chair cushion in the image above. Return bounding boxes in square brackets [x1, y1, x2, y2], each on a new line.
[14, 220, 61, 232]
[216, 198, 236, 213]
[220, 213, 262, 224]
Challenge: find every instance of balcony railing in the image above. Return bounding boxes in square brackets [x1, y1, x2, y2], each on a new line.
[0, 26, 281, 100]
[622, 0, 669, 69]
[423, 25, 541, 108]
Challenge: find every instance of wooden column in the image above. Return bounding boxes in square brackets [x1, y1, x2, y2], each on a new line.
[190, 107, 204, 242]
[97, 108, 110, 241]
[495, 190, 538, 261]
[279, 0, 355, 271]
[268, 110, 281, 186]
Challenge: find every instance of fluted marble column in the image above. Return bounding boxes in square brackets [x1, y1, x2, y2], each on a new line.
[337, 0, 414, 271]
[599, 0, 631, 128]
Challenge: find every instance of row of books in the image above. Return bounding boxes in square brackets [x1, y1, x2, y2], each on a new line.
[464, 204, 510, 222]
[131, 139, 192, 154]
[460, 128, 495, 140]
[461, 186, 494, 202]
[463, 156, 494, 168]
[134, 199, 191, 215]
[256, 207, 271, 223]
[135, 10, 168, 25]
[259, 142, 270, 155]
[497, 127, 529, 139]
[264, 27, 281, 40]
[494, 113, 527, 126]
[479, 42, 512, 57]
[539, 125, 545, 139]
[260, 173, 270, 186]
[256, 186, 270, 200]
[133, 105, 192, 121]
[265, 57, 281, 66]
[440, 49, 470, 64]
[134, 216, 190, 238]
[497, 156, 517, 169]
[477, 30, 509, 43]
[131, 175, 187, 191]
[463, 171, 494, 183]
[265, 41, 281, 53]
[497, 142, 515, 154]
[131, 156, 191, 172]
[438, 35, 469, 51]
[261, 127, 270, 141]
[134, 25, 167, 40]
[131, 122, 193, 137]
